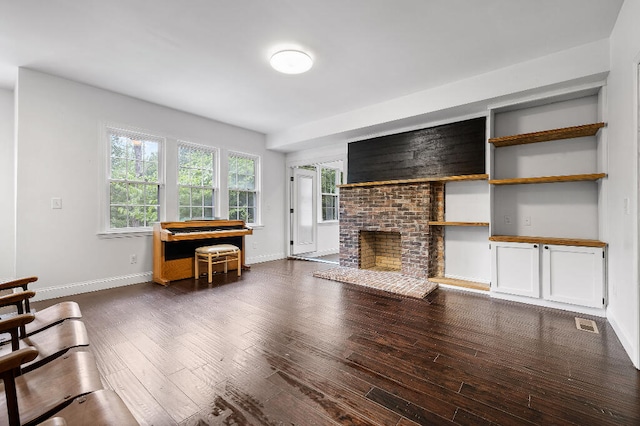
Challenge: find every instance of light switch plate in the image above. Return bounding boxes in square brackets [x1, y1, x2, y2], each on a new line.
[51, 197, 62, 209]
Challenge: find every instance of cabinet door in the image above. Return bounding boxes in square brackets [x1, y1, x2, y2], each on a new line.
[491, 242, 540, 297]
[541, 244, 604, 308]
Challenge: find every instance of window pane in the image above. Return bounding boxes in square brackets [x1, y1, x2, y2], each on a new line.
[239, 191, 248, 207]
[203, 207, 214, 219]
[179, 187, 191, 206]
[145, 206, 158, 226]
[145, 184, 159, 205]
[247, 191, 254, 207]
[111, 136, 126, 159]
[192, 188, 203, 206]
[204, 190, 214, 207]
[110, 182, 127, 205]
[128, 183, 144, 205]
[143, 141, 159, 162]
[144, 162, 158, 181]
[229, 208, 239, 220]
[128, 205, 144, 228]
[202, 168, 213, 187]
[191, 169, 203, 186]
[246, 175, 255, 190]
[192, 207, 203, 219]
[111, 157, 127, 180]
[179, 207, 190, 220]
[110, 206, 127, 228]
[247, 207, 255, 224]
[229, 190, 238, 207]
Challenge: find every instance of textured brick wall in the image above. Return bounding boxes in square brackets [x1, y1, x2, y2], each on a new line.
[340, 182, 443, 279]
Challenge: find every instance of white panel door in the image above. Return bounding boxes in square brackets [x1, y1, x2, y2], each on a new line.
[491, 242, 540, 297]
[542, 244, 604, 308]
[291, 168, 317, 255]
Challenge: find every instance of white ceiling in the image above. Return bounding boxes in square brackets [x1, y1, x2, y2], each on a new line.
[0, 0, 624, 137]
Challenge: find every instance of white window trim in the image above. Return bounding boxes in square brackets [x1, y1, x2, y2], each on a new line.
[177, 141, 220, 220]
[227, 150, 261, 226]
[99, 125, 165, 236]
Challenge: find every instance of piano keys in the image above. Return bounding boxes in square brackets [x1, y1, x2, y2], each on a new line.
[152, 220, 253, 285]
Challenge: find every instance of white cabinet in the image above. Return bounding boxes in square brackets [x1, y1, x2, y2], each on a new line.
[491, 241, 540, 297]
[491, 241, 605, 309]
[542, 244, 604, 308]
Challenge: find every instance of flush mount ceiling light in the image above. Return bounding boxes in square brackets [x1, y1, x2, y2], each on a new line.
[270, 50, 313, 74]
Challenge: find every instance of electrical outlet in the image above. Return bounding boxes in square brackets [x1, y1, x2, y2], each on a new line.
[130, 254, 137, 264]
[524, 216, 531, 226]
[504, 215, 512, 225]
[51, 197, 62, 209]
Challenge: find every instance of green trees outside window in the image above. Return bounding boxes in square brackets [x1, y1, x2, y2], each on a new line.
[228, 154, 257, 224]
[109, 130, 161, 229]
[321, 168, 340, 221]
[178, 144, 216, 220]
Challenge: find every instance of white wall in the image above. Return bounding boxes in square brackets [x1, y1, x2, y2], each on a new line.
[606, 0, 640, 369]
[15, 69, 286, 299]
[0, 88, 15, 280]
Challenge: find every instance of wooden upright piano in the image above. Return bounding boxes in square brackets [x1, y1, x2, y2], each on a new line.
[152, 219, 253, 285]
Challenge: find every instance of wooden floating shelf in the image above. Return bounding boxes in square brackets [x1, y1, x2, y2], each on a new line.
[339, 174, 488, 189]
[490, 235, 606, 248]
[428, 276, 490, 291]
[489, 173, 606, 185]
[428, 221, 489, 227]
[488, 122, 606, 147]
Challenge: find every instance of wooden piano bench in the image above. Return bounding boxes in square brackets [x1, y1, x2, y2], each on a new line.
[194, 244, 241, 283]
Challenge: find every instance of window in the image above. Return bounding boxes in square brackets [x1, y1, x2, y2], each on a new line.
[228, 152, 259, 224]
[178, 143, 217, 220]
[321, 167, 341, 221]
[107, 128, 162, 230]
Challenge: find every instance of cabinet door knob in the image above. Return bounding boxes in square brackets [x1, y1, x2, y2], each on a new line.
[533, 244, 538, 248]
[544, 246, 549, 249]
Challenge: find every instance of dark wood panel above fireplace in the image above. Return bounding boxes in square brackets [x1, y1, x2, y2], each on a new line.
[347, 117, 486, 184]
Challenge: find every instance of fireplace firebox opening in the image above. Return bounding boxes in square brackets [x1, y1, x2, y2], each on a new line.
[359, 231, 402, 272]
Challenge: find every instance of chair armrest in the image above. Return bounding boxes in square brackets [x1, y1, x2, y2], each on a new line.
[0, 347, 38, 374]
[0, 276, 38, 292]
[0, 314, 35, 335]
[0, 291, 36, 309]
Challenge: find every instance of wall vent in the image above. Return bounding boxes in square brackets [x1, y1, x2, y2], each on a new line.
[575, 317, 599, 334]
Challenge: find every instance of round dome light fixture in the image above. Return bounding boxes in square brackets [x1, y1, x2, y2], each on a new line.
[270, 50, 313, 74]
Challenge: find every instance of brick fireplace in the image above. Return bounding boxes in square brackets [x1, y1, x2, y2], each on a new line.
[339, 180, 445, 279]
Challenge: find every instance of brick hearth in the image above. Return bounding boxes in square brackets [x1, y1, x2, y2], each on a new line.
[339, 181, 444, 279]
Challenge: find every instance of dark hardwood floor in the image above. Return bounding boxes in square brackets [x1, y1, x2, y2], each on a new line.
[34, 259, 640, 425]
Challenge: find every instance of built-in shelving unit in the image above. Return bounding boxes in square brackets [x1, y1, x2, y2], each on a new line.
[429, 174, 491, 292]
[489, 235, 606, 248]
[488, 122, 606, 147]
[489, 94, 607, 312]
[489, 173, 606, 185]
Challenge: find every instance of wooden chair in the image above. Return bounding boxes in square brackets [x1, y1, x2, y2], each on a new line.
[34, 390, 138, 426]
[194, 244, 241, 283]
[0, 347, 103, 425]
[0, 314, 89, 373]
[0, 277, 81, 337]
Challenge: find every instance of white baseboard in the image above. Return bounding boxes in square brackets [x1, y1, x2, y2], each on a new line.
[246, 252, 287, 265]
[607, 308, 639, 369]
[490, 291, 607, 318]
[32, 272, 152, 301]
